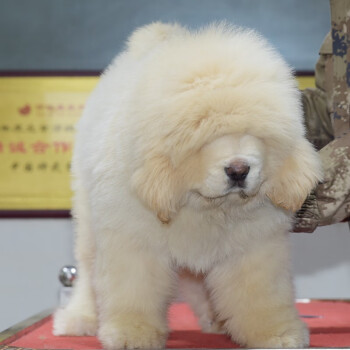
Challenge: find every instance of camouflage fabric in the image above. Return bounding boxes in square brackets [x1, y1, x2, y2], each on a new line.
[302, 87, 333, 150]
[302, 32, 334, 151]
[294, 0, 350, 232]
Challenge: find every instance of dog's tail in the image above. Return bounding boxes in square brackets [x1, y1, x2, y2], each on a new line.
[127, 22, 185, 58]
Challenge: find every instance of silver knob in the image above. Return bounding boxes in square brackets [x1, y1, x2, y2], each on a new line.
[59, 265, 77, 287]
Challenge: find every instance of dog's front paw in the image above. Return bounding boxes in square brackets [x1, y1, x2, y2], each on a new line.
[98, 316, 167, 350]
[270, 320, 309, 348]
[53, 307, 97, 336]
[245, 319, 309, 348]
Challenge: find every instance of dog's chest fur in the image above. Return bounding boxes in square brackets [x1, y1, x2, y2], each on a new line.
[165, 199, 291, 273]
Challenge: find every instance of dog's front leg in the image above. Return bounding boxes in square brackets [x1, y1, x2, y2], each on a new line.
[94, 233, 175, 350]
[206, 234, 309, 348]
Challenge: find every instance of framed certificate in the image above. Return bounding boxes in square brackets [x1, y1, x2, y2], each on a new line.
[0, 74, 98, 217]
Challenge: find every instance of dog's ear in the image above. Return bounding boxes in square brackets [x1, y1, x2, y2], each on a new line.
[131, 155, 184, 224]
[267, 139, 323, 212]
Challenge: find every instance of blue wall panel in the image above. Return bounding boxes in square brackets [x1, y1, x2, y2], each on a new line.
[0, 0, 330, 71]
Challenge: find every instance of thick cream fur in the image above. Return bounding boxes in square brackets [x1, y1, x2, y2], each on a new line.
[53, 22, 321, 349]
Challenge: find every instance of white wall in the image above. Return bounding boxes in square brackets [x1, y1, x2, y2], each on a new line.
[0, 219, 349, 331]
[291, 222, 350, 299]
[0, 219, 74, 332]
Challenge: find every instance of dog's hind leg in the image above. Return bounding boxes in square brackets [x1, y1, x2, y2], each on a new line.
[53, 182, 98, 336]
[178, 269, 224, 333]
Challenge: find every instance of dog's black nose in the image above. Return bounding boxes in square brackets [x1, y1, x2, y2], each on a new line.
[225, 162, 250, 184]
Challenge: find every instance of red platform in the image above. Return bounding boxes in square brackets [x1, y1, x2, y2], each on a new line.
[1, 301, 350, 349]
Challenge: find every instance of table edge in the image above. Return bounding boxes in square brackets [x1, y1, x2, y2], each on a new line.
[0, 309, 53, 345]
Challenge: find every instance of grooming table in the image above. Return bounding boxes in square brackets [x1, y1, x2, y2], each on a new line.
[1, 300, 350, 349]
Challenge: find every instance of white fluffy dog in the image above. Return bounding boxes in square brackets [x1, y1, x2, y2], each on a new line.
[54, 22, 322, 349]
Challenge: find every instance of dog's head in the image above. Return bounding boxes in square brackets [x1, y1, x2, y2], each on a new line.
[129, 24, 322, 223]
[131, 131, 321, 224]
[132, 134, 266, 223]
